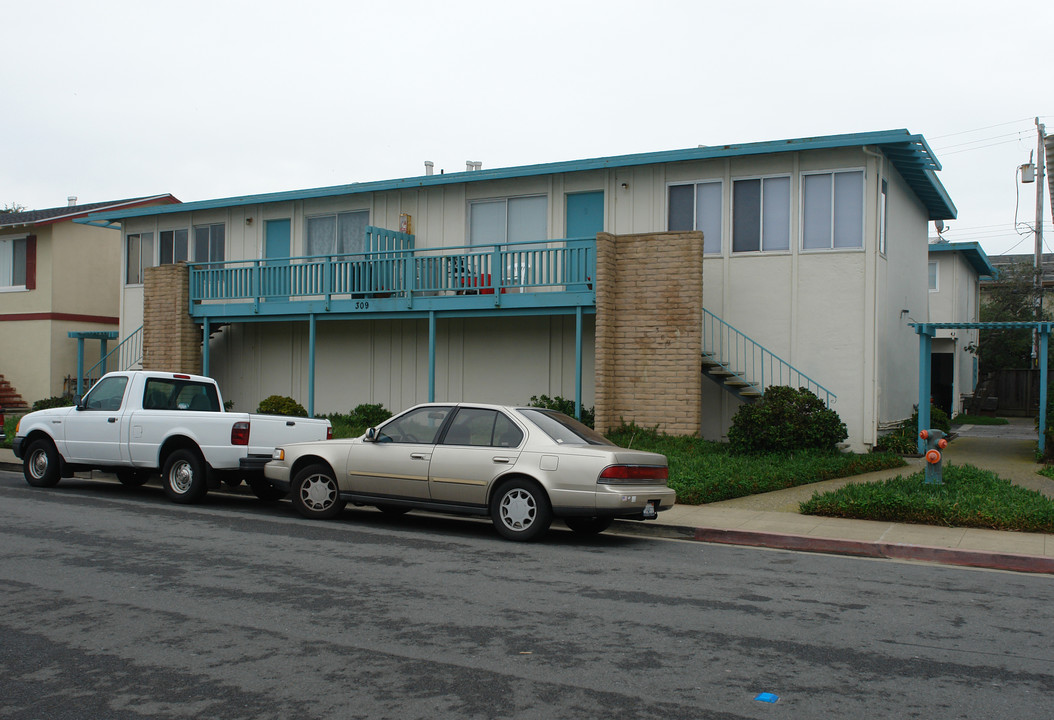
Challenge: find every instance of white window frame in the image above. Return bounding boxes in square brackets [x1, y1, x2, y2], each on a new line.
[125, 232, 154, 285]
[800, 168, 866, 252]
[731, 174, 791, 254]
[468, 194, 548, 247]
[666, 180, 724, 254]
[0, 235, 27, 291]
[928, 260, 939, 292]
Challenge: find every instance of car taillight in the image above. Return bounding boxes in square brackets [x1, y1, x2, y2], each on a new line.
[231, 421, 250, 446]
[598, 465, 669, 483]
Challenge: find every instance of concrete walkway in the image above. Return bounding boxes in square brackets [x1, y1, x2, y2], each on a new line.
[3, 418, 1053, 574]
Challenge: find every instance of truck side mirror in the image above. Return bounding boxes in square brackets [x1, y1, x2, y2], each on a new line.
[75, 396, 85, 411]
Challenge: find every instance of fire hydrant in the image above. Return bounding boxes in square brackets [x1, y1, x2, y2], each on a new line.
[919, 429, 948, 485]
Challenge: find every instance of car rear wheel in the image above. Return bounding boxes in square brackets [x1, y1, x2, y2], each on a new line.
[23, 439, 62, 488]
[491, 479, 552, 541]
[565, 516, 614, 535]
[162, 449, 209, 504]
[291, 464, 346, 519]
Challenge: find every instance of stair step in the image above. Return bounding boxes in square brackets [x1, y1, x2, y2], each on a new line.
[724, 379, 753, 388]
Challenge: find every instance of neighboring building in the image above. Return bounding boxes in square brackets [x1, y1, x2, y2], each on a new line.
[0, 195, 178, 405]
[926, 241, 995, 415]
[81, 129, 956, 452]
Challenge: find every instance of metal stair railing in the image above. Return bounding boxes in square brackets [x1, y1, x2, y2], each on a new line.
[82, 326, 144, 389]
[702, 309, 836, 406]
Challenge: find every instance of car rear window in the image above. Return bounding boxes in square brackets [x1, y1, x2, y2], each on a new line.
[518, 409, 615, 446]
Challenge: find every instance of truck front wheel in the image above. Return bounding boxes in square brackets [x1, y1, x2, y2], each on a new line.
[162, 449, 208, 504]
[24, 439, 62, 488]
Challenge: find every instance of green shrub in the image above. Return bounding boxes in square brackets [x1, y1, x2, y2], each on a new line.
[349, 403, 392, 428]
[727, 386, 847, 455]
[528, 394, 595, 428]
[257, 395, 308, 417]
[32, 395, 75, 411]
[876, 404, 951, 455]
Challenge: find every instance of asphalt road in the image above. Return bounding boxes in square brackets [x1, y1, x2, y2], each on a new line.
[1, 470, 1053, 720]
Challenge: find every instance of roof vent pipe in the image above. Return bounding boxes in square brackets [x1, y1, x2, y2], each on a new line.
[67, 196, 77, 206]
[466, 161, 482, 172]
[424, 161, 434, 176]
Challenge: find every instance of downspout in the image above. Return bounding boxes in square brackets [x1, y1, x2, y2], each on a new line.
[862, 145, 884, 448]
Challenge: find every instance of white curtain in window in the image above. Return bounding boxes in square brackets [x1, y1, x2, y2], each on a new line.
[306, 216, 336, 256]
[802, 174, 833, 250]
[469, 200, 506, 246]
[507, 196, 547, 246]
[696, 182, 722, 254]
[0, 239, 12, 286]
[762, 177, 790, 251]
[833, 171, 864, 248]
[338, 211, 369, 254]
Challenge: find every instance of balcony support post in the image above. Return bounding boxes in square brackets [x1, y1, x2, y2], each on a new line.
[308, 313, 317, 417]
[428, 311, 436, 402]
[575, 306, 583, 421]
[202, 317, 211, 377]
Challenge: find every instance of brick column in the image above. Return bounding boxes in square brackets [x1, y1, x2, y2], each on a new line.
[594, 232, 703, 435]
[142, 264, 202, 375]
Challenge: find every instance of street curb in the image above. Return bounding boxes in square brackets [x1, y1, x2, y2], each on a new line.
[692, 527, 1054, 575]
[613, 520, 1054, 575]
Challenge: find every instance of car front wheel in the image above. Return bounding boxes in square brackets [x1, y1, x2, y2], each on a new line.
[23, 439, 62, 488]
[291, 464, 346, 519]
[491, 479, 552, 541]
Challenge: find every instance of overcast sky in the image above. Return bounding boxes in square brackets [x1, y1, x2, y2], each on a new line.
[2, 0, 1051, 257]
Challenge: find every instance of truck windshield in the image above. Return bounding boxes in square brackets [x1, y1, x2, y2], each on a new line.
[143, 378, 221, 412]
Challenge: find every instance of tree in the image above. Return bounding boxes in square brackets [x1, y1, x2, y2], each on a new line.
[1, 202, 27, 214]
[978, 259, 1051, 372]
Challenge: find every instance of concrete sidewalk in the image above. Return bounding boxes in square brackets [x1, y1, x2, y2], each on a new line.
[3, 418, 1053, 574]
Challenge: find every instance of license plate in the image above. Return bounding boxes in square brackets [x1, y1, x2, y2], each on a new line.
[643, 501, 657, 519]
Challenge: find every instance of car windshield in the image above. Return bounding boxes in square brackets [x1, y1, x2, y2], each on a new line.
[518, 409, 615, 446]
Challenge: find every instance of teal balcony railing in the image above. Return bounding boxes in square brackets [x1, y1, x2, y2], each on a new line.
[187, 238, 596, 316]
[702, 309, 835, 406]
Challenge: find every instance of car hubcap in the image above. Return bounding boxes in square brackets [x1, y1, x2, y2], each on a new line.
[301, 475, 336, 511]
[499, 489, 536, 531]
[30, 450, 48, 479]
[170, 461, 194, 494]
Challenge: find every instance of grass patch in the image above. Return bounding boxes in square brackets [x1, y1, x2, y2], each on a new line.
[800, 464, 1054, 533]
[2, 415, 17, 450]
[951, 414, 1010, 426]
[606, 424, 905, 505]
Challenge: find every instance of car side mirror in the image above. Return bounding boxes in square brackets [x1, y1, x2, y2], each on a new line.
[365, 427, 377, 442]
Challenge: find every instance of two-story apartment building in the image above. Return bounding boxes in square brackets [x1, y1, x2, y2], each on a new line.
[81, 129, 956, 452]
[0, 195, 178, 405]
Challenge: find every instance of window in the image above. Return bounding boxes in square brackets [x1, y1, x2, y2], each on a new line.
[82, 375, 129, 411]
[0, 236, 27, 289]
[441, 408, 524, 448]
[126, 232, 154, 284]
[928, 260, 938, 291]
[802, 170, 864, 250]
[143, 378, 220, 412]
[469, 195, 547, 246]
[732, 176, 790, 252]
[306, 210, 369, 256]
[159, 229, 189, 265]
[668, 181, 723, 254]
[518, 408, 615, 446]
[376, 406, 453, 444]
[879, 179, 888, 255]
[194, 223, 225, 263]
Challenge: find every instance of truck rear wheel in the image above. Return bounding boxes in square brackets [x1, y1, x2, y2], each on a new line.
[24, 439, 62, 488]
[162, 449, 208, 504]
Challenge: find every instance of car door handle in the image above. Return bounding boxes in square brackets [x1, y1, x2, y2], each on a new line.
[410, 453, 431, 460]
[492, 457, 511, 464]
[107, 417, 118, 423]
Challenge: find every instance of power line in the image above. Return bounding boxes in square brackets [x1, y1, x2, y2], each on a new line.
[928, 117, 1050, 140]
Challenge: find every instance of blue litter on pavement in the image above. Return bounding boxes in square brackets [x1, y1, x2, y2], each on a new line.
[755, 693, 779, 703]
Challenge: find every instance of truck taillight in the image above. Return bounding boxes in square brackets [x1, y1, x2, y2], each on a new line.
[597, 465, 669, 483]
[327, 426, 333, 440]
[231, 422, 250, 446]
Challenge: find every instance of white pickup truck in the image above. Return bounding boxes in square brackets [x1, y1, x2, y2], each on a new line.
[12, 370, 331, 504]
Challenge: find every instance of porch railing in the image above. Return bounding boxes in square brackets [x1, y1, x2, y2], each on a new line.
[702, 309, 835, 405]
[188, 238, 595, 307]
[78, 326, 144, 391]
